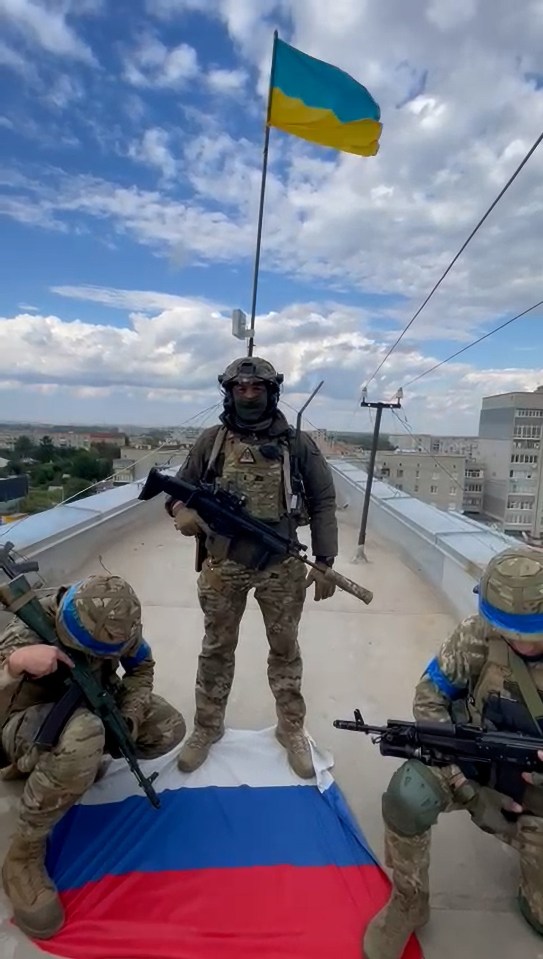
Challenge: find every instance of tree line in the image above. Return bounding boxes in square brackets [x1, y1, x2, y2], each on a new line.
[0, 436, 122, 514]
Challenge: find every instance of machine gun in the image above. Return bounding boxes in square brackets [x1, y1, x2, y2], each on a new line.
[333, 709, 543, 806]
[0, 546, 160, 808]
[138, 470, 373, 605]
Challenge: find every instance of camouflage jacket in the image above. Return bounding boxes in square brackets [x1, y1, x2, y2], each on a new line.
[414, 612, 543, 788]
[165, 411, 338, 559]
[0, 592, 155, 727]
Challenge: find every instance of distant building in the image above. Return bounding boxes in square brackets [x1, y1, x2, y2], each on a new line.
[0, 428, 124, 451]
[0, 474, 29, 512]
[388, 433, 480, 458]
[113, 446, 191, 484]
[375, 452, 467, 512]
[478, 386, 543, 535]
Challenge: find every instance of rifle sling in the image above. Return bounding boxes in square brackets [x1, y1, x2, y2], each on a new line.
[34, 683, 85, 748]
[507, 646, 543, 734]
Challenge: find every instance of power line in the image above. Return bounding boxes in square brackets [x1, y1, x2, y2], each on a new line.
[397, 297, 543, 393]
[364, 127, 543, 391]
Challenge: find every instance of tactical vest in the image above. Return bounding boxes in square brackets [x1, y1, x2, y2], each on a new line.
[469, 636, 543, 734]
[206, 427, 304, 524]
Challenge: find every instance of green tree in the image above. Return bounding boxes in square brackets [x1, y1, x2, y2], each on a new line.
[13, 435, 34, 458]
[19, 488, 63, 514]
[63, 477, 93, 502]
[31, 463, 58, 487]
[69, 451, 106, 482]
[37, 436, 55, 463]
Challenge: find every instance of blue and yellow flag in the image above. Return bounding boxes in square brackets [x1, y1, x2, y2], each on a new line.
[268, 38, 381, 157]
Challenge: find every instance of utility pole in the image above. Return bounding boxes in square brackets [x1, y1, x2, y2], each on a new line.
[355, 388, 403, 561]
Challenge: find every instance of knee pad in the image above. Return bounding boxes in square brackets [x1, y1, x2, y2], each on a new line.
[382, 760, 448, 837]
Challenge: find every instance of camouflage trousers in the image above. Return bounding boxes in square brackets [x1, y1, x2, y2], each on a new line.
[384, 765, 543, 934]
[1, 694, 185, 841]
[194, 555, 307, 732]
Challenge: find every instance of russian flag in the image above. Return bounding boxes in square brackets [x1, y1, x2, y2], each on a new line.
[38, 728, 422, 959]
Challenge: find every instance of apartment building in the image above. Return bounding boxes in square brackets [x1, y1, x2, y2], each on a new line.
[375, 452, 467, 512]
[388, 433, 480, 457]
[478, 387, 543, 535]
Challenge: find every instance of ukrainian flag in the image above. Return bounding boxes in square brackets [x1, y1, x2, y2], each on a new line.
[268, 38, 382, 157]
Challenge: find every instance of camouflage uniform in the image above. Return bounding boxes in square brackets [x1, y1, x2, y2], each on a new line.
[0, 574, 185, 941]
[363, 547, 543, 959]
[166, 357, 338, 778]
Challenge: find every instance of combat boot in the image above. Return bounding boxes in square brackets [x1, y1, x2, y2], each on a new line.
[177, 724, 224, 772]
[2, 835, 64, 939]
[275, 724, 315, 779]
[362, 890, 429, 959]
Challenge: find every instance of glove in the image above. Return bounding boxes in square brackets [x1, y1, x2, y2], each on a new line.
[172, 503, 207, 537]
[305, 562, 336, 602]
[456, 781, 519, 839]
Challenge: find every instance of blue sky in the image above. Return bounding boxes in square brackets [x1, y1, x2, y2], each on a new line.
[1, 0, 543, 432]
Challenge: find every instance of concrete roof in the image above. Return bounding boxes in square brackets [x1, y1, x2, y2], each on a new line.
[0, 513, 539, 958]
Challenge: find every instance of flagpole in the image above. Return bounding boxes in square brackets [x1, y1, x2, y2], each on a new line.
[247, 29, 278, 357]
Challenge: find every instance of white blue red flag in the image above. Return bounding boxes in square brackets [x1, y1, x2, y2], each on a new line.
[35, 728, 422, 959]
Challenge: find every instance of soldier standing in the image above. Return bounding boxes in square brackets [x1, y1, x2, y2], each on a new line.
[166, 356, 338, 779]
[0, 574, 185, 940]
[363, 546, 543, 959]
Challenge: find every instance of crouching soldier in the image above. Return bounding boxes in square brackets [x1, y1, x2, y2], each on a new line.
[0, 574, 185, 940]
[363, 546, 543, 957]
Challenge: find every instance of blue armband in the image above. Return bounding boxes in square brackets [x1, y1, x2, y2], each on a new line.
[121, 640, 152, 672]
[423, 657, 465, 700]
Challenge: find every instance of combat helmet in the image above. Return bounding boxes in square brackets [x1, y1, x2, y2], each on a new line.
[218, 357, 284, 389]
[56, 574, 142, 657]
[477, 546, 543, 643]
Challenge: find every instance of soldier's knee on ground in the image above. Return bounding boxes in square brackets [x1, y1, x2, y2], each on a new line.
[51, 709, 105, 791]
[136, 697, 186, 758]
[382, 759, 449, 837]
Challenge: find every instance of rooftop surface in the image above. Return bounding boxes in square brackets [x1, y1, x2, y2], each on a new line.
[0, 510, 540, 959]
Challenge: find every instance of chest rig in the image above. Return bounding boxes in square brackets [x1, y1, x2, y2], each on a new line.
[469, 636, 543, 735]
[206, 427, 293, 523]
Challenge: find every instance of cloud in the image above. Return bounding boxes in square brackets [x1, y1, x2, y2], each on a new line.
[206, 67, 248, 95]
[128, 127, 178, 182]
[44, 73, 84, 110]
[146, 0, 209, 16]
[0, 0, 97, 63]
[1, 292, 542, 432]
[123, 34, 198, 89]
[0, 38, 28, 72]
[3, 0, 543, 419]
[50, 284, 223, 312]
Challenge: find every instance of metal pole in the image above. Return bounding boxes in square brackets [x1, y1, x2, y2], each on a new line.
[358, 404, 383, 551]
[247, 30, 278, 357]
[354, 391, 402, 562]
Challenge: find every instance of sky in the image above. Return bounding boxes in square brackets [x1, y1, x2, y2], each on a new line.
[1, 0, 543, 438]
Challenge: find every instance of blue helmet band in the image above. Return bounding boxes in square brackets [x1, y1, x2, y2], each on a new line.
[57, 583, 127, 656]
[479, 595, 543, 635]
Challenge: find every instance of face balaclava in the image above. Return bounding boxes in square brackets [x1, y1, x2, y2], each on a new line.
[232, 391, 269, 424]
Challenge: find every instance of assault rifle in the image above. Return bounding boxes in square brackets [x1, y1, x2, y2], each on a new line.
[138, 469, 373, 605]
[0, 554, 160, 809]
[333, 709, 543, 807]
